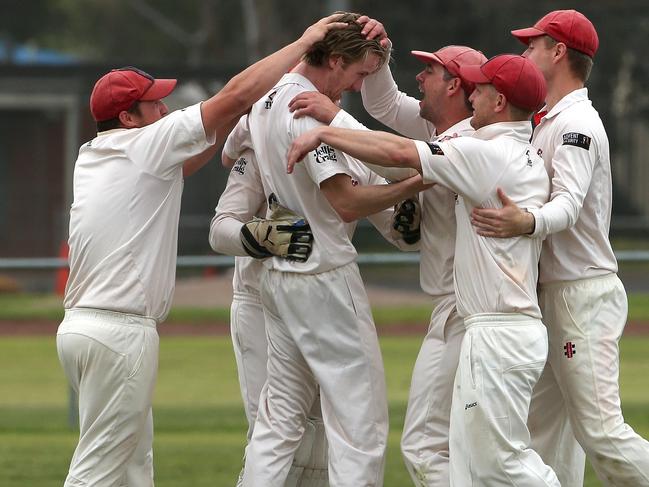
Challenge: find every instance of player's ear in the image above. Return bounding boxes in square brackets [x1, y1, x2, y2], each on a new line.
[494, 92, 507, 113]
[328, 55, 343, 70]
[118, 110, 138, 128]
[553, 42, 568, 64]
[447, 77, 462, 96]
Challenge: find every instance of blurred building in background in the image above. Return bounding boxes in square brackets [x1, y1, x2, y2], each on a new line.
[0, 0, 648, 291]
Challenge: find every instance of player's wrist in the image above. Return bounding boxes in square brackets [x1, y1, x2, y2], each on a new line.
[523, 209, 536, 235]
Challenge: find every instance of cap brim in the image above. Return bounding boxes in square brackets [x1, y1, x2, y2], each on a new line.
[458, 65, 490, 84]
[411, 50, 444, 66]
[140, 78, 177, 101]
[511, 27, 546, 45]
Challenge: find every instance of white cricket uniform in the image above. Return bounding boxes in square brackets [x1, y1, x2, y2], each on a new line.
[361, 56, 472, 486]
[57, 103, 214, 487]
[236, 72, 411, 487]
[214, 105, 412, 487]
[414, 121, 559, 486]
[526, 88, 649, 486]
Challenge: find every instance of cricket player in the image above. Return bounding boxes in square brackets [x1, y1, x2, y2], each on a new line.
[287, 54, 561, 485]
[211, 109, 421, 487]
[233, 12, 429, 487]
[55, 15, 348, 487]
[470, 10, 649, 486]
[288, 23, 487, 482]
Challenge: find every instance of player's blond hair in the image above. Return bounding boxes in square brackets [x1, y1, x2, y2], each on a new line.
[303, 12, 390, 69]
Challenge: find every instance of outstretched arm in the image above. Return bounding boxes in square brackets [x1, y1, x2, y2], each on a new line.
[200, 14, 347, 146]
[287, 126, 421, 174]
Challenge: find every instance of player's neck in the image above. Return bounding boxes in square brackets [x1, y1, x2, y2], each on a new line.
[433, 108, 472, 135]
[545, 74, 585, 112]
[293, 62, 329, 98]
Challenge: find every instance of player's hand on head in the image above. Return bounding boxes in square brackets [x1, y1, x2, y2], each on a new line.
[356, 15, 390, 47]
[471, 188, 532, 238]
[286, 127, 326, 174]
[289, 91, 341, 123]
[300, 14, 349, 46]
[240, 197, 314, 262]
[391, 198, 421, 245]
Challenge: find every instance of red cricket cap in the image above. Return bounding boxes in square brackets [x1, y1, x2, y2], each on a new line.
[511, 9, 599, 57]
[90, 67, 177, 122]
[411, 46, 487, 94]
[460, 54, 547, 111]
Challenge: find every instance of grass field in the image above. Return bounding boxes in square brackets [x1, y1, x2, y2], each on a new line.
[3, 292, 649, 325]
[1, 334, 648, 486]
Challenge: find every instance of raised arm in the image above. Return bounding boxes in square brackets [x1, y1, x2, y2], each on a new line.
[200, 14, 347, 146]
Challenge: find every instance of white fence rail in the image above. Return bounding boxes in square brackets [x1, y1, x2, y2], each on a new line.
[2, 250, 649, 270]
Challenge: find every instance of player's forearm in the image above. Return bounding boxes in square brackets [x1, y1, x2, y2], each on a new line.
[331, 176, 425, 222]
[529, 193, 578, 239]
[183, 144, 219, 177]
[319, 126, 422, 171]
[209, 215, 248, 256]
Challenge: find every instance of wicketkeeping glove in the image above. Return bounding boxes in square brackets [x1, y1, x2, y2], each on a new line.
[391, 198, 421, 245]
[240, 197, 314, 262]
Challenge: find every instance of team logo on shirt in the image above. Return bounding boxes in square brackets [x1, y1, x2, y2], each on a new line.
[562, 132, 591, 150]
[313, 144, 338, 164]
[427, 143, 445, 155]
[232, 156, 247, 175]
[264, 90, 277, 109]
[525, 149, 534, 167]
[564, 341, 576, 359]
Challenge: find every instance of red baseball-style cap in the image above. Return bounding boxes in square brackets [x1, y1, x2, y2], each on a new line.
[411, 46, 488, 94]
[511, 9, 599, 57]
[90, 67, 177, 122]
[460, 54, 547, 111]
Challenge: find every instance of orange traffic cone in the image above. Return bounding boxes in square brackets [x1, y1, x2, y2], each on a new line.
[55, 242, 69, 296]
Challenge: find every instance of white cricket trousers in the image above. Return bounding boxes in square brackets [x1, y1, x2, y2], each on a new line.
[401, 296, 464, 486]
[56, 308, 159, 487]
[449, 313, 560, 486]
[243, 262, 388, 487]
[231, 291, 329, 487]
[231, 292, 268, 441]
[530, 273, 649, 486]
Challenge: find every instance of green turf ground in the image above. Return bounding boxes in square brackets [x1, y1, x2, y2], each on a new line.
[2, 292, 649, 325]
[1, 335, 648, 486]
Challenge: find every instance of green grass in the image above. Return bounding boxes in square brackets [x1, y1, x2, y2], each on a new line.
[1, 336, 648, 486]
[2, 292, 649, 326]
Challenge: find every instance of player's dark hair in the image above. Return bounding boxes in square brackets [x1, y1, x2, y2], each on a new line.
[96, 101, 143, 132]
[441, 68, 473, 112]
[303, 12, 389, 69]
[543, 36, 594, 82]
[508, 103, 534, 122]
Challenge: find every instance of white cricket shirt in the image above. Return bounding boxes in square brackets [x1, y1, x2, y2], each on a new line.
[212, 116, 266, 296]
[528, 88, 618, 283]
[64, 103, 214, 322]
[361, 59, 474, 299]
[414, 122, 550, 319]
[246, 73, 399, 274]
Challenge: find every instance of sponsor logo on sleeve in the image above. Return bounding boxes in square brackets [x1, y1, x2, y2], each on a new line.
[313, 144, 338, 164]
[427, 143, 445, 155]
[562, 132, 591, 150]
[232, 156, 247, 175]
[264, 90, 277, 109]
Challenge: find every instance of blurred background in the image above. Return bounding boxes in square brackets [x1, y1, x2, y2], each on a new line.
[1, 0, 649, 293]
[1, 2, 648, 486]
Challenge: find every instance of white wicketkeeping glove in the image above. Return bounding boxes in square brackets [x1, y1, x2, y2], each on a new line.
[240, 195, 314, 263]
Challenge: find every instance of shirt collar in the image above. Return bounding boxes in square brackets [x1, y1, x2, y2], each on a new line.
[278, 72, 319, 92]
[472, 121, 533, 143]
[436, 117, 474, 139]
[541, 87, 590, 121]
